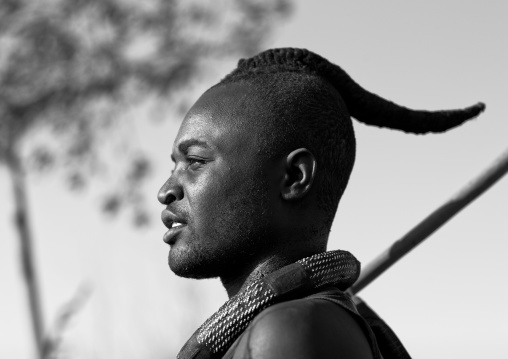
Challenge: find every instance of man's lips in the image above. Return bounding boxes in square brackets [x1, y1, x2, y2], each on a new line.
[163, 224, 186, 244]
[161, 209, 187, 244]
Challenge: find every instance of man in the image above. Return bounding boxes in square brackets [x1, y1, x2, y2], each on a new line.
[158, 48, 484, 359]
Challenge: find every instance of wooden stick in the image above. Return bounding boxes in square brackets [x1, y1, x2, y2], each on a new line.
[349, 147, 508, 295]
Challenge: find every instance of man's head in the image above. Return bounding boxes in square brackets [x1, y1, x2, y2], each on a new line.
[158, 48, 484, 280]
[157, 79, 334, 280]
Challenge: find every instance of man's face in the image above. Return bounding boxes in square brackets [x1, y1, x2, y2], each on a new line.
[158, 83, 281, 279]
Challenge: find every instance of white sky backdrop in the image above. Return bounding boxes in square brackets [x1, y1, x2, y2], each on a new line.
[1, 1, 507, 358]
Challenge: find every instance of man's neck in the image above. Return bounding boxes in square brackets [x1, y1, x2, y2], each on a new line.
[220, 248, 323, 298]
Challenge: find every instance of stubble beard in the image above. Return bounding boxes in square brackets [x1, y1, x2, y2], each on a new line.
[168, 179, 271, 280]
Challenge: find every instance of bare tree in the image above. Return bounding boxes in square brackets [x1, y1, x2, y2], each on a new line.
[0, 0, 291, 357]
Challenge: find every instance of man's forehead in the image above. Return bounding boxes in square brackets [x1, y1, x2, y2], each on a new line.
[173, 83, 262, 153]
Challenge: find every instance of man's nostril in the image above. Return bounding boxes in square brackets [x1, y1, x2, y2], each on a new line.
[158, 181, 183, 205]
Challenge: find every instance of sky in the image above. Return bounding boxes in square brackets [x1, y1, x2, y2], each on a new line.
[1, 1, 508, 358]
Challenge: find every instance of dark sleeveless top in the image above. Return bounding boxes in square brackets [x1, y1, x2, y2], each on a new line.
[221, 287, 383, 359]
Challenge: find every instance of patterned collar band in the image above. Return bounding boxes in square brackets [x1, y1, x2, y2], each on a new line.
[177, 250, 361, 359]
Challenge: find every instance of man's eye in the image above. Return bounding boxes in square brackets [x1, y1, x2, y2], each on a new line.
[187, 157, 207, 168]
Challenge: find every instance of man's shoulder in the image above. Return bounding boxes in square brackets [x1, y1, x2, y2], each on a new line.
[231, 296, 374, 359]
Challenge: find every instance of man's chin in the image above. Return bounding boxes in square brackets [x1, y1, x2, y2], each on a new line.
[168, 252, 219, 279]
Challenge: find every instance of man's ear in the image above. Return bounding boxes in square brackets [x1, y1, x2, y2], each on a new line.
[281, 148, 317, 201]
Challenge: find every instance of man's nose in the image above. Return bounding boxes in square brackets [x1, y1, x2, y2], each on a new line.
[157, 177, 183, 205]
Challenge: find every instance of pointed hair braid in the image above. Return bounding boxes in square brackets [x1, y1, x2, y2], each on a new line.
[221, 48, 485, 134]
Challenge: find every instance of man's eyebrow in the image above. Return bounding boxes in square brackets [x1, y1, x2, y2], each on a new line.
[177, 139, 211, 154]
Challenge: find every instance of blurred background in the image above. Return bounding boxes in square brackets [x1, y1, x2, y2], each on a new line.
[1, 0, 507, 358]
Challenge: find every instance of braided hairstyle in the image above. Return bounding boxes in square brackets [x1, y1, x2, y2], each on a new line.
[213, 48, 485, 226]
